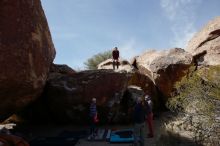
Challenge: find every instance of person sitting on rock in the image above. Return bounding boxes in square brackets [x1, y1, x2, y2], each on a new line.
[112, 47, 120, 70]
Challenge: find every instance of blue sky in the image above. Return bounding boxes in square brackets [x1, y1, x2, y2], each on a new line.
[41, 0, 220, 69]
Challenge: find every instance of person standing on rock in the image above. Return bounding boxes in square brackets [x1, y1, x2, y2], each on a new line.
[112, 47, 120, 70]
[144, 95, 154, 138]
[133, 97, 146, 146]
[89, 98, 98, 138]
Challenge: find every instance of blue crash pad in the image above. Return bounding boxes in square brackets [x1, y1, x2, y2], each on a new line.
[110, 129, 134, 143]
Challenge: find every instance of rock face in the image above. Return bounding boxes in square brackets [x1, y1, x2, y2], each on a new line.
[98, 58, 133, 72]
[0, 0, 56, 120]
[22, 67, 158, 124]
[27, 70, 132, 124]
[135, 48, 193, 98]
[50, 64, 76, 75]
[165, 66, 220, 146]
[186, 17, 220, 66]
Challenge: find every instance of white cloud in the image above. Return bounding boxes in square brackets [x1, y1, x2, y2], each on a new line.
[119, 38, 140, 60]
[160, 0, 193, 21]
[160, 0, 201, 48]
[171, 22, 196, 47]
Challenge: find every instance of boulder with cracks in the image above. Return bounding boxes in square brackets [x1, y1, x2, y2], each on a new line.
[186, 16, 220, 66]
[0, 0, 56, 121]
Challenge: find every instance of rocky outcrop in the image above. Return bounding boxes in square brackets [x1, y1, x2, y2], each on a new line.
[135, 48, 193, 98]
[156, 18, 220, 145]
[50, 64, 76, 75]
[0, 0, 56, 120]
[24, 70, 132, 124]
[186, 16, 220, 66]
[47, 70, 130, 107]
[98, 59, 133, 72]
[21, 67, 159, 124]
[164, 66, 220, 146]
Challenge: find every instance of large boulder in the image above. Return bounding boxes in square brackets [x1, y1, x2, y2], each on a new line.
[50, 63, 76, 75]
[0, 0, 56, 120]
[165, 65, 220, 146]
[21, 68, 158, 124]
[27, 70, 132, 124]
[186, 16, 220, 66]
[128, 71, 162, 110]
[98, 58, 134, 72]
[135, 48, 193, 98]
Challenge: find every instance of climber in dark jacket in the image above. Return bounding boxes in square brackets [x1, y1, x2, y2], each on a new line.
[112, 47, 119, 69]
[133, 97, 145, 146]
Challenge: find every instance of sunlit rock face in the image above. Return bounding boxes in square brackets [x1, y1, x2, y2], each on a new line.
[186, 16, 220, 66]
[164, 66, 220, 146]
[135, 48, 193, 98]
[98, 58, 134, 72]
[0, 0, 56, 120]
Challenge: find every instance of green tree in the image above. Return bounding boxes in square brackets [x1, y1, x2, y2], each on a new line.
[84, 50, 112, 70]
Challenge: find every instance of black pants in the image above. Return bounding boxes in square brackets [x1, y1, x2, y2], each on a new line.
[113, 59, 119, 69]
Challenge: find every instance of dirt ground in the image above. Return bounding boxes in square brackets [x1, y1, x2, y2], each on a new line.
[25, 119, 160, 146]
[1, 115, 162, 146]
[76, 121, 160, 146]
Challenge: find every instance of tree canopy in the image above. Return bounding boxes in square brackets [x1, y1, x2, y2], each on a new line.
[84, 50, 112, 70]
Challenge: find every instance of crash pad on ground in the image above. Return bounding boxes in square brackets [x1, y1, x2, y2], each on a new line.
[110, 129, 134, 143]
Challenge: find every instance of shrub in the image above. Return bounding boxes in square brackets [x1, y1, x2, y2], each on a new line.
[167, 66, 220, 118]
[84, 50, 112, 70]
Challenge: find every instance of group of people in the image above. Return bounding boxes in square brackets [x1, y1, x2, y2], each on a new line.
[89, 47, 154, 145]
[89, 94, 154, 145]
